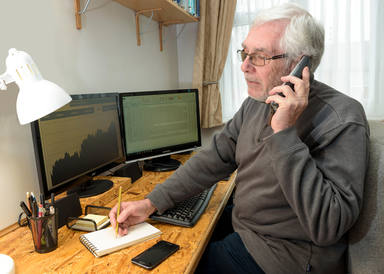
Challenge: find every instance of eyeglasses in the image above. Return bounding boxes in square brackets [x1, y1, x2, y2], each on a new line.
[237, 49, 287, 67]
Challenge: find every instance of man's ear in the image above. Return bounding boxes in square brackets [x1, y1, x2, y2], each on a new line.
[288, 62, 296, 72]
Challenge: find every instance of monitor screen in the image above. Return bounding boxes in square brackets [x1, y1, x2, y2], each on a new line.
[31, 93, 125, 198]
[119, 89, 201, 171]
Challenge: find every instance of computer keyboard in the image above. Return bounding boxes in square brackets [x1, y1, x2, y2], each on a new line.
[150, 184, 217, 227]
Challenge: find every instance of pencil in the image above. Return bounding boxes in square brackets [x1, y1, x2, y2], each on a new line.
[115, 186, 122, 238]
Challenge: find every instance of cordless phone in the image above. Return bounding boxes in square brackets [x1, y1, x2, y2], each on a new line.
[270, 55, 310, 113]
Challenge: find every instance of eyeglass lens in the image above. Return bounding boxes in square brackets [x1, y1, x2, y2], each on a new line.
[238, 50, 263, 66]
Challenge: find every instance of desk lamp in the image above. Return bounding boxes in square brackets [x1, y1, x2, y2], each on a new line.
[0, 48, 71, 124]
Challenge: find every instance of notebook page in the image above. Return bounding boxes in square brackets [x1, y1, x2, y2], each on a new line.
[80, 222, 161, 257]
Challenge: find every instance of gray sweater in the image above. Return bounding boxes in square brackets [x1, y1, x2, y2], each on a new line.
[147, 80, 369, 273]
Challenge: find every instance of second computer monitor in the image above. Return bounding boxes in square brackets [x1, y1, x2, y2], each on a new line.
[119, 89, 201, 171]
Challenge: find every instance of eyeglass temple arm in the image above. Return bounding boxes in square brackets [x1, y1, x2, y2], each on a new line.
[270, 54, 287, 60]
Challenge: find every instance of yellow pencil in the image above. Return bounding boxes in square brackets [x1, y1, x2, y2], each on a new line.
[115, 186, 122, 238]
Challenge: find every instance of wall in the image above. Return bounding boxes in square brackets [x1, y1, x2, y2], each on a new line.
[0, 0, 180, 230]
[176, 23, 197, 89]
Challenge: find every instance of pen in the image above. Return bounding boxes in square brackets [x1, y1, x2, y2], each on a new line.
[115, 186, 122, 238]
[28, 195, 34, 215]
[31, 192, 38, 216]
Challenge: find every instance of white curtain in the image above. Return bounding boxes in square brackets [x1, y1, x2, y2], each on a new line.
[220, 0, 384, 122]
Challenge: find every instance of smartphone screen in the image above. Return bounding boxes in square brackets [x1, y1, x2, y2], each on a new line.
[131, 240, 180, 270]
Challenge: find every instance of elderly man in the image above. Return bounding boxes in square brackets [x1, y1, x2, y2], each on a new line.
[110, 3, 369, 273]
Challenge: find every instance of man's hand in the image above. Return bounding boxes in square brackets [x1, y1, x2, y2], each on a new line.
[266, 66, 310, 133]
[109, 198, 157, 236]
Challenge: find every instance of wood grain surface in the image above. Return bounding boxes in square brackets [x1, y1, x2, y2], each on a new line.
[0, 155, 235, 273]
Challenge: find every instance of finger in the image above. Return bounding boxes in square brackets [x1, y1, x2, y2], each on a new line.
[302, 66, 310, 90]
[110, 217, 116, 228]
[118, 221, 131, 236]
[109, 205, 117, 227]
[280, 75, 306, 96]
[119, 226, 129, 236]
[280, 75, 300, 88]
[266, 94, 285, 106]
[128, 215, 146, 226]
[268, 85, 293, 97]
[117, 204, 134, 223]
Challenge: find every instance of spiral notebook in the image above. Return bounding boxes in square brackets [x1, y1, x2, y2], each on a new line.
[80, 222, 162, 257]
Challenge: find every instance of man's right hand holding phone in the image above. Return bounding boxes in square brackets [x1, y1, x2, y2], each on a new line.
[266, 65, 311, 133]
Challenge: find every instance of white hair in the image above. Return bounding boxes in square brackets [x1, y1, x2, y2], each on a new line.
[252, 3, 324, 72]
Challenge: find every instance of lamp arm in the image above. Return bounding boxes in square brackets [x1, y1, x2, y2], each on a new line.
[0, 71, 14, 90]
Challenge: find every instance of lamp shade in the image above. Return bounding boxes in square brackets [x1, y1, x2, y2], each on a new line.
[1, 48, 72, 125]
[16, 79, 71, 124]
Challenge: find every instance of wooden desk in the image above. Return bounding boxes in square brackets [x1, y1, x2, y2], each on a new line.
[0, 155, 235, 273]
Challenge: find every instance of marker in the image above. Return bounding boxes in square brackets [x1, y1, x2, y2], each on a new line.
[38, 204, 44, 217]
[40, 194, 45, 208]
[20, 201, 32, 217]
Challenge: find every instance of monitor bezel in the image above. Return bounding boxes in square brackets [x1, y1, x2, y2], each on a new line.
[31, 92, 126, 199]
[119, 88, 202, 163]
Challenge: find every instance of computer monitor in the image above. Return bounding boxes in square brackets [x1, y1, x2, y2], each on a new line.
[31, 93, 125, 198]
[119, 89, 201, 171]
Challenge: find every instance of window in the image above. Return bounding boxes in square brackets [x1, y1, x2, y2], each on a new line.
[220, 0, 382, 121]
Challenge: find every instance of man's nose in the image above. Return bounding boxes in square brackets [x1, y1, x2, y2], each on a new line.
[241, 56, 254, 72]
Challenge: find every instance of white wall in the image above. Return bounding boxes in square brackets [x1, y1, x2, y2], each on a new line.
[176, 23, 197, 89]
[0, 0, 180, 230]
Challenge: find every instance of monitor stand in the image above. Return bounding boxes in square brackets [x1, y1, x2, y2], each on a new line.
[143, 155, 181, 172]
[67, 178, 113, 198]
[113, 162, 142, 183]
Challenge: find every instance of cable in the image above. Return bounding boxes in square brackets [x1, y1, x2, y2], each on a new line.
[176, 24, 186, 39]
[79, 0, 91, 14]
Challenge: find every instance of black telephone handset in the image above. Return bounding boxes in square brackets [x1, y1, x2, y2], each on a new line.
[270, 55, 311, 113]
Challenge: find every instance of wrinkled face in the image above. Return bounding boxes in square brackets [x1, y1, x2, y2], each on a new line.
[241, 20, 291, 101]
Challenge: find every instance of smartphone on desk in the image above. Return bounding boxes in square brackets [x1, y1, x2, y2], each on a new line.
[270, 55, 311, 113]
[131, 240, 180, 270]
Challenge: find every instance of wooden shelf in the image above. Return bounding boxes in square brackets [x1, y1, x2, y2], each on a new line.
[74, 0, 199, 51]
[114, 0, 199, 24]
[115, 0, 199, 51]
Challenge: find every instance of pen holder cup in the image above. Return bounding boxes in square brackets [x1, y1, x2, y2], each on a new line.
[27, 211, 58, 253]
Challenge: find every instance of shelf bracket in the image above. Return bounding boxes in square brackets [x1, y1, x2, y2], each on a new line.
[159, 22, 163, 52]
[75, 0, 92, 29]
[135, 8, 162, 50]
[75, 0, 82, 30]
[158, 21, 182, 52]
